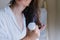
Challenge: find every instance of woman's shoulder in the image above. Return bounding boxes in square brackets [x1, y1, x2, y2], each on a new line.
[0, 7, 10, 31]
[0, 8, 7, 17]
[0, 7, 10, 19]
[0, 8, 5, 15]
[0, 7, 10, 26]
[0, 9, 9, 39]
[0, 9, 5, 19]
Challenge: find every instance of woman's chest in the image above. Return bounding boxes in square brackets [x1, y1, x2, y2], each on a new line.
[3, 15, 26, 40]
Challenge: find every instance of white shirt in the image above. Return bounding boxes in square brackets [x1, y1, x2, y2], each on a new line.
[0, 6, 26, 40]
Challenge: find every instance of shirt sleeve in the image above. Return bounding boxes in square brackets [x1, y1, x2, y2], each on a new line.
[0, 11, 8, 40]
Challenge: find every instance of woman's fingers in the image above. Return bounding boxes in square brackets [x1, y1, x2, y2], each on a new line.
[34, 25, 40, 37]
[26, 25, 40, 40]
[40, 24, 46, 31]
[34, 24, 46, 37]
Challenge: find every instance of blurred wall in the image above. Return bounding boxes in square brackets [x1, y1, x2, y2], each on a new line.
[55, 0, 60, 40]
[47, 0, 56, 40]
[47, 0, 60, 40]
[0, 0, 10, 8]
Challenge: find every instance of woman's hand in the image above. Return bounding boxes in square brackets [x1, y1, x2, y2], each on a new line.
[22, 24, 46, 40]
[27, 25, 40, 40]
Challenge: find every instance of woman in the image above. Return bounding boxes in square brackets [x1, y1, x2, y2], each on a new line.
[0, 0, 46, 40]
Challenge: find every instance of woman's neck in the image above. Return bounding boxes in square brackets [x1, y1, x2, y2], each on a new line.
[10, 4, 26, 16]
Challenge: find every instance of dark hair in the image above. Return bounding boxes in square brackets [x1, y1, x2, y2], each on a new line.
[10, 0, 41, 28]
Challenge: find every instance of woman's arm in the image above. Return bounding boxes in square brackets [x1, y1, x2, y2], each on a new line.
[22, 36, 30, 40]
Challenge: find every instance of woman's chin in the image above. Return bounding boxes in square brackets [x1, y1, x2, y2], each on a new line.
[23, 5, 29, 8]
